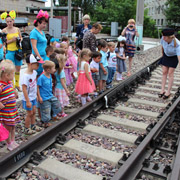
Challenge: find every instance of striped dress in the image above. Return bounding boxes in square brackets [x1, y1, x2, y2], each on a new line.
[0, 81, 20, 126]
[124, 28, 136, 57]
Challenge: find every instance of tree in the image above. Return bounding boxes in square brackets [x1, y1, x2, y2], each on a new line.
[164, 0, 180, 25]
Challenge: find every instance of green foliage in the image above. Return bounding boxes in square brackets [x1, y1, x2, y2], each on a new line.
[143, 9, 159, 38]
[164, 0, 180, 25]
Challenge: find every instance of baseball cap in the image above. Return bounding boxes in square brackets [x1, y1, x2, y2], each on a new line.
[26, 54, 44, 64]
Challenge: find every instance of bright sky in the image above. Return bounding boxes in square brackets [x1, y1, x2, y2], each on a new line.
[45, 0, 51, 7]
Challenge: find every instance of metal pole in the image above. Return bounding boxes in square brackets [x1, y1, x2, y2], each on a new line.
[136, 0, 144, 45]
[68, 0, 72, 37]
[50, 0, 53, 18]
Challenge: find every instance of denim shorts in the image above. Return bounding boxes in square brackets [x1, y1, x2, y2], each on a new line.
[99, 66, 108, 81]
[92, 73, 99, 86]
[22, 99, 37, 111]
[6, 50, 23, 66]
[39, 96, 61, 123]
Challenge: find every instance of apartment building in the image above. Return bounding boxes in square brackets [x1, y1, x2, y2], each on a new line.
[144, 0, 167, 27]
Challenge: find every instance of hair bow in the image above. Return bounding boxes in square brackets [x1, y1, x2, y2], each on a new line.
[117, 35, 126, 42]
[0, 10, 16, 20]
[36, 10, 49, 19]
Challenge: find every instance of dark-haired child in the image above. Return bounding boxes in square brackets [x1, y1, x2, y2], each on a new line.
[90, 51, 102, 96]
[45, 46, 54, 60]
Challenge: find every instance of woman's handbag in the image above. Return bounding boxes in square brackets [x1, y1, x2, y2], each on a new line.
[15, 49, 24, 61]
[0, 123, 9, 142]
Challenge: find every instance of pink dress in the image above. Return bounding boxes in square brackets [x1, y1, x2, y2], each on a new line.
[68, 46, 77, 73]
[64, 58, 73, 86]
[75, 61, 96, 95]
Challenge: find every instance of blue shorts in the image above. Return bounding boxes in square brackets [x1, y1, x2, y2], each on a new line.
[99, 66, 108, 81]
[6, 50, 23, 66]
[22, 99, 37, 111]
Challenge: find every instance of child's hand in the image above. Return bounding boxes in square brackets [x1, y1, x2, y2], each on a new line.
[39, 97, 43, 104]
[103, 70, 107, 75]
[90, 80, 92, 85]
[0, 102, 5, 110]
[14, 89, 18, 99]
[66, 90, 70, 96]
[26, 101, 32, 108]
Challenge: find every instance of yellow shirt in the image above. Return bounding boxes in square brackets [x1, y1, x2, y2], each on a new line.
[6, 28, 19, 51]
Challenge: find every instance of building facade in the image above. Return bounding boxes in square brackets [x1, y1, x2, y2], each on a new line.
[144, 0, 167, 27]
[0, 0, 46, 13]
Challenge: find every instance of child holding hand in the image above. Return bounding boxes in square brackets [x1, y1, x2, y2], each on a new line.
[75, 49, 95, 105]
[55, 54, 70, 117]
[0, 60, 20, 151]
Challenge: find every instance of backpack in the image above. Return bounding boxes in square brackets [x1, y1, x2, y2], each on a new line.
[21, 36, 32, 54]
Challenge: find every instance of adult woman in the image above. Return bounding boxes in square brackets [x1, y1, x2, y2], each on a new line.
[1, 10, 22, 91]
[158, 28, 180, 99]
[74, 14, 92, 50]
[30, 10, 49, 76]
[121, 19, 139, 76]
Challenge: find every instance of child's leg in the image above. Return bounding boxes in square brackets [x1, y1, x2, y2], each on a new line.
[31, 106, 36, 125]
[51, 97, 61, 118]
[102, 80, 106, 90]
[25, 110, 33, 128]
[99, 80, 103, 91]
[81, 94, 87, 105]
[4, 124, 12, 144]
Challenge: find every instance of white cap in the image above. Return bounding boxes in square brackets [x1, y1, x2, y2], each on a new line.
[117, 35, 126, 42]
[29, 54, 44, 64]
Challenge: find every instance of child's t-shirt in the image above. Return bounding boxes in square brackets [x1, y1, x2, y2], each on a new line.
[107, 51, 117, 68]
[90, 59, 99, 75]
[55, 70, 65, 90]
[20, 70, 37, 101]
[37, 74, 53, 101]
[100, 50, 108, 68]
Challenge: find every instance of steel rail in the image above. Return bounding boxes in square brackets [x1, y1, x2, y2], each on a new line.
[0, 59, 159, 179]
[111, 94, 180, 180]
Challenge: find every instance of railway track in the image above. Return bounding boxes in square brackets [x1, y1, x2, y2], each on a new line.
[1, 58, 180, 180]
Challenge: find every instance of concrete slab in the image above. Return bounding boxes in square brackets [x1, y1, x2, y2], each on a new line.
[115, 105, 159, 118]
[82, 124, 137, 146]
[58, 139, 123, 166]
[138, 87, 176, 94]
[135, 92, 159, 99]
[36, 158, 102, 180]
[97, 114, 148, 132]
[128, 98, 167, 108]
[145, 82, 177, 90]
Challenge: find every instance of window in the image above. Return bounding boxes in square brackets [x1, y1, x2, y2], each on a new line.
[161, 19, 163, 25]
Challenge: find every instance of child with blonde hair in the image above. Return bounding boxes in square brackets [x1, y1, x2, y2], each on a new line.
[60, 42, 73, 86]
[37, 61, 61, 127]
[0, 60, 20, 151]
[75, 49, 95, 105]
[55, 54, 70, 117]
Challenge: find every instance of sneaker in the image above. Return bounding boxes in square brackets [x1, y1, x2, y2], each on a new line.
[7, 142, 15, 151]
[11, 141, 19, 148]
[31, 125, 43, 132]
[52, 116, 62, 121]
[44, 123, 52, 128]
[106, 85, 111, 89]
[61, 113, 68, 117]
[99, 90, 104, 94]
[24, 128, 36, 135]
[86, 96, 92, 102]
[94, 92, 99, 97]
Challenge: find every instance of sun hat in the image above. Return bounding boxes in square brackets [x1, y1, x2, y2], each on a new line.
[26, 54, 44, 64]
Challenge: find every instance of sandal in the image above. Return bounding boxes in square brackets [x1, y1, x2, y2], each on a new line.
[24, 128, 36, 135]
[52, 116, 61, 121]
[44, 123, 52, 128]
[158, 92, 165, 98]
[31, 125, 43, 132]
[163, 94, 171, 99]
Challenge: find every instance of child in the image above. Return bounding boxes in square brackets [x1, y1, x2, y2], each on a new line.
[0, 60, 20, 151]
[97, 39, 107, 52]
[21, 54, 44, 135]
[60, 42, 73, 86]
[116, 36, 127, 81]
[90, 51, 102, 96]
[62, 36, 78, 79]
[45, 46, 54, 60]
[99, 41, 108, 93]
[37, 61, 61, 128]
[106, 42, 117, 88]
[75, 48, 95, 106]
[55, 54, 70, 117]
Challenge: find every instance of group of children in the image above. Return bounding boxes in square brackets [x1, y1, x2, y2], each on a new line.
[0, 35, 127, 151]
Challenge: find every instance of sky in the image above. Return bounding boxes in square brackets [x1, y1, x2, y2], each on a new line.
[45, 0, 51, 7]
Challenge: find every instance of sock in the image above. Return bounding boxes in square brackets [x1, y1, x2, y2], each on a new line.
[116, 72, 120, 79]
[81, 97, 87, 105]
[15, 72, 20, 87]
[119, 73, 122, 79]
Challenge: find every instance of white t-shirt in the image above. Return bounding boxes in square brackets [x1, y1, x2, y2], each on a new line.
[20, 70, 37, 101]
[108, 51, 117, 68]
[90, 59, 99, 75]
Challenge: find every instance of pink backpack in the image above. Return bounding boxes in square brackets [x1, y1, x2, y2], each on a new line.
[0, 123, 9, 142]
